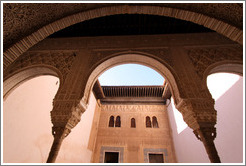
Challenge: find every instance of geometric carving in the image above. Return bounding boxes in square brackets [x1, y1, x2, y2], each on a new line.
[187, 45, 243, 78]
[5, 51, 75, 82]
[90, 48, 172, 68]
[3, 4, 242, 71]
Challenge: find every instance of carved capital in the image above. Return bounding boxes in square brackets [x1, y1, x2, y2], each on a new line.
[52, 126, 71, 139]
[50, 99, 87, 137]
[175, 98, 217, 130]
[193, 124, 217, 141]
[193, 124, 221, 163]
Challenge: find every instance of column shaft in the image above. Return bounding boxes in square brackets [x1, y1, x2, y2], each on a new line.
[46, 136, 64, 163]
[196, 129, 221, 163]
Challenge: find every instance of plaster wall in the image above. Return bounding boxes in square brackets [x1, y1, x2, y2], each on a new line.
[167, 76, 243, 163]
[3, 76, 59, 163]
[92, 104, 177, 163]
[3, 76, 98, 163]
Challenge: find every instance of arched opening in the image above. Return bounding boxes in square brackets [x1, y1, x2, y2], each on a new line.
[98, 64, 164, 86]
[89, 61, 178, 162]
[146, 116, 152, 128]
[83, 53, 180, 106]
[3, 75, 60, 163]
[109, 116, 114, 127]
[131, 118, 136, 128]
[3, 66, 62, 101]
[115, 116, 121, 127]
[152, 116, 159, 128]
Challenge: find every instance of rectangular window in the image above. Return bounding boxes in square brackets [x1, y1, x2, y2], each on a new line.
[148, 153, 164, 163]
[104, 152, 119, 163]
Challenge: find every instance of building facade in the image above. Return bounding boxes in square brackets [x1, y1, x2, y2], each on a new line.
[2, 3, 243, 163]
[90, 84, 176, 163]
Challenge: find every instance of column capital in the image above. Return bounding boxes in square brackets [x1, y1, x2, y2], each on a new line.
[175, 97, 217, 131]
[50, 99, 87, 137]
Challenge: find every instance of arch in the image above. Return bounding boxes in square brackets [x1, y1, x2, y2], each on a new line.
[152, 116, 159, 128]
[82, 53, 181, 107]
[115, 116, 121, 127]
[3, 5, 242, 71]
[3, 66, 62, 100]
[203, 61, 243, 86]
[108, 116, 114, 127]
[146, 116, 152, 128]
[131, 118, 136, 128]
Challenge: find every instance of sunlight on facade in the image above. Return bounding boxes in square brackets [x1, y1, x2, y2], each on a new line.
[207, 73, 240, 101]
[170, 98, 188, 134]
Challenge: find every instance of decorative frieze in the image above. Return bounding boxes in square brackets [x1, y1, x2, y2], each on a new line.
[101, 105, 166, 112]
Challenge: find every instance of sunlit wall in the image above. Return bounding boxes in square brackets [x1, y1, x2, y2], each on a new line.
[168, 73, 243, 163]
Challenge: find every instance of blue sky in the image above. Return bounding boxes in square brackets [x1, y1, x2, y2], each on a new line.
[98, 64, 164, 86]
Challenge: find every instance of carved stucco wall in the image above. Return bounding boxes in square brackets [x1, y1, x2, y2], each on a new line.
[3, 51, 76, 99]
[3, 3, 242, 49]
[3, 33, 242, 111]
[3, 3, 243, 70]
[92, 104, 177, 163]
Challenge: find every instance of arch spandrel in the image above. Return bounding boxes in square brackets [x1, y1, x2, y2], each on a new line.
[184, 45, 243, 88]
[3, 4, 243, 71]
[3, 51, 76, 101]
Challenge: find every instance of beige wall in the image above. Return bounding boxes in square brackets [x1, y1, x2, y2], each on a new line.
[92, 104, 177, 163]
[3, 76, 59, 163]
[3, 76, 99, 163]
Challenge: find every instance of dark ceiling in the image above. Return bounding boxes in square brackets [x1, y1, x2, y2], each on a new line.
[49, 14, 214, 38]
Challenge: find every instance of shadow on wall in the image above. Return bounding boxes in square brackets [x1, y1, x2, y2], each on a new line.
[167, 76, 243, 163]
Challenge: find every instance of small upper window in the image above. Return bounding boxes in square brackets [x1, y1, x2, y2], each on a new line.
[109, 116, 114, 127]
[152, 116, 159, 128]
[131, 118, 136, 128]
[146, 116, 152, 128]
[115, 116, 121, 127]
